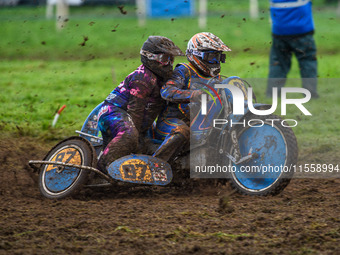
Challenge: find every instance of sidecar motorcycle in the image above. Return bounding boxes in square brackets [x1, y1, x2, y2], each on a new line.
[29, 77, 298, 199]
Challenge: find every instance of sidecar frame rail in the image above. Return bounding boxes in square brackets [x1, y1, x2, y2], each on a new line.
[28, 160, 114, 183]
[75, 130, 103, 142]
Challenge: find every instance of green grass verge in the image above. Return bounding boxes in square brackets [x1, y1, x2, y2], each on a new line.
[0, 5, 340, 157]
[1, 5, 340, 60]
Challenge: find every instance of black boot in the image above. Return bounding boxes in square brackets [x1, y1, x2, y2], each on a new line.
[153, 133, 187, 162]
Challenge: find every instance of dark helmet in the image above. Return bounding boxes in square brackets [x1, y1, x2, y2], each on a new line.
[141, 36, 184, 79]
[186, 32, 231, 77]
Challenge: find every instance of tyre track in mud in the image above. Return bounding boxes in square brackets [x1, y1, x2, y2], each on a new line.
[0, 137, 339, 254]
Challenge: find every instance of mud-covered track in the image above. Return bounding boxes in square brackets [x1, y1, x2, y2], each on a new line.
[0, 137, 339, 254]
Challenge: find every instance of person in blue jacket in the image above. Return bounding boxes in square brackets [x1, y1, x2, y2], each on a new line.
[266, 0, 319, 98]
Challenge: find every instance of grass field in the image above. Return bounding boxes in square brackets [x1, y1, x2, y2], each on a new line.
[1, 2, 340, 157]
[1, 4, 340, 254]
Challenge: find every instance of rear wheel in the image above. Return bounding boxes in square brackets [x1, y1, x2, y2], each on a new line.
[226, 114, 298, 196]
[39, 137, 93, 199]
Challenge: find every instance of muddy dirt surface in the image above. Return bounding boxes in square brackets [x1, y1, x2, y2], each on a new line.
[0, 137, 339, 255]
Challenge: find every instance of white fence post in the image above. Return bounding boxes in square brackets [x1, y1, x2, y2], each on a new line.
[46, 0, 54, 19]
[56, 0, 69, 30]
[250, 0, 259, 19]
[198, 0, 207, 29]
[136, 0, 146, 27]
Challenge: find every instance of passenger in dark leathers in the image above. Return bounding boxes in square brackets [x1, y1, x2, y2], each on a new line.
[152, 32, 231, 161]
[97, 36, 183, 172]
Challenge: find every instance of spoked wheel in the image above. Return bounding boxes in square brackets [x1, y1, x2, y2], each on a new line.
[39, 137, 94, 199]
[227, 114, 298, 196]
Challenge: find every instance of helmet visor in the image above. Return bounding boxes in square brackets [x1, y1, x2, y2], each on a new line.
[187, 50, 226, 64]
[202, 51, 226, 64]
[140, 50, 174, 66]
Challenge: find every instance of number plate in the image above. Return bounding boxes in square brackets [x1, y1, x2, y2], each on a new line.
[107, 155, 172, 185]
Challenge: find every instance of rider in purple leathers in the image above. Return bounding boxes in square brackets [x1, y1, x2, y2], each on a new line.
[152, 32, 231, 162]
[97, 36, 183, 173]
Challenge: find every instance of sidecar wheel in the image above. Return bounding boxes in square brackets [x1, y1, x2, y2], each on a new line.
[39, 137, 93, 199]
[227, 114, 298, 196]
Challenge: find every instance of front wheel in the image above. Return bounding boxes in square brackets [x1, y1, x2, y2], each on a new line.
[39, 137, 94, 199]
[226, 114, 298, 196]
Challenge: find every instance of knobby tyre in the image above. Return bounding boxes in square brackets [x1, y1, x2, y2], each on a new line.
[38, 137, 94, 199]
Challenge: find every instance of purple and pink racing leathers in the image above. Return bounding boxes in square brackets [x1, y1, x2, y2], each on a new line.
[97, 65, 165, 171]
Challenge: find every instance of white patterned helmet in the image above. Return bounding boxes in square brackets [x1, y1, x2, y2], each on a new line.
[186, 32, 231, 76]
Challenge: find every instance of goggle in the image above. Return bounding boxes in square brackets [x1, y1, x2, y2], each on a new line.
[140, 50, 174, 66]
[187, 50, 226, 64]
